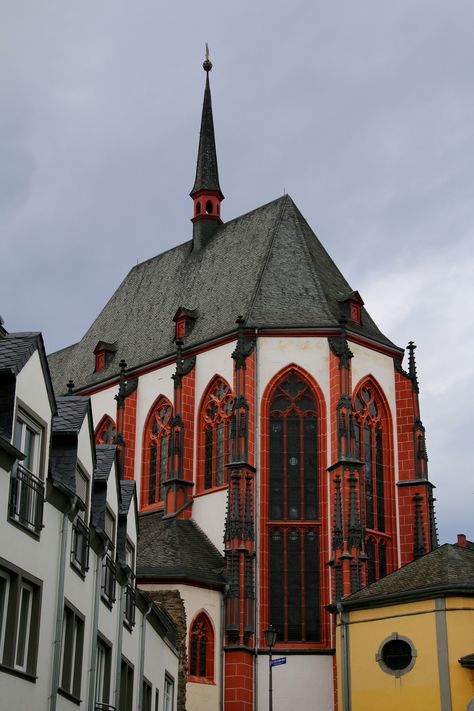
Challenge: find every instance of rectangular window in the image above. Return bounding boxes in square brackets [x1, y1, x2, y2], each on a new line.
[15, 583, 33, 670]
[59, 605, 84, 699]
[0, 563, 41, 676]
[125, 540, 134, 572]
[75, 467, 89, 519]
[104, 508, 115, 546]
[204, 427, 213, 489]
[164, 674, 174, 711]
[155, 689, 160, 711]
[124, 583, 136, 628]
[101, 553, 116, 606]
[95, 638, 112, 706]
[71, 516, 90, 575]
[142, 678, 152, 711]
[13, 413, 42, 478]
[149, 442, 157, 505]
[119, 657, 134, 711]
[0, 571, 10, 660]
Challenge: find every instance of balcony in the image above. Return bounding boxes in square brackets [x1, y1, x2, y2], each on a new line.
[95, 705, 116, 711]
[9, 463, 44, 534]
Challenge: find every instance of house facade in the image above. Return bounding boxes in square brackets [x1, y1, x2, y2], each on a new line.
[45, 57, 439, 711]
[0, 328, 179, 710]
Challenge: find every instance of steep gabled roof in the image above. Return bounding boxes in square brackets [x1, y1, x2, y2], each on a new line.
[48, 195, 399, 393]
[338, 543, 474, 610]
[137, 511, 226, 588]
[53, 396, 89, 434]
[0, 331, 56, 412]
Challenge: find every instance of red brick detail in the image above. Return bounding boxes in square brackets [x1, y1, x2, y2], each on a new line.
[332, 653, 339, 711]
[122, 390, 137, 481]
[394, 369, 417, 483]
[224, 649, 253, 711]
[259, 363, 330, 649]
[246, 352, 256, 468]
[397, 484, 431, 566]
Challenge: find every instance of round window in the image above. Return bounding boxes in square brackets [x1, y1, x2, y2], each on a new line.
[381, 639, 412, 670]
[376, 634, 416, 677]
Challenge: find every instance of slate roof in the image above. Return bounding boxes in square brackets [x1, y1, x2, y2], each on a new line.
[339, 543, 474, 610]
[52, 396, 89, 434]
[48, 195, 400, 393]
[0, 331, 56, 411]
[137, 511, 226, 588]
[119, 479, 135, 515]
[94, 444, 117, 480]
[91, 444, 117, 530]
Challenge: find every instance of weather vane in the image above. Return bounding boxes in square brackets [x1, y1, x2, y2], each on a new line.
[203, 43, 212, 72]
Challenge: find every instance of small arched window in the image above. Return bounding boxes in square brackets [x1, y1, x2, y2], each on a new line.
[205, 199, 213, 214]
[196, 201, 201, 215]
[141, 397, 173, 507]
[95, 415, 116, 445]
[353, 382, 391, 584]
[189, 612, 214, 682]
[199, 377, 233, 491]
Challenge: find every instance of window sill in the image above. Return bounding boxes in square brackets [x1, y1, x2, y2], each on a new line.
[188, 675, 215, 685]
[0, 662, 37, 682]
[101, 594, 115, 610]
[70, 560, 88, 580]
[194, 484, 228, 497]
[8, 515, 42, 540]
[58, 687, 82, 705]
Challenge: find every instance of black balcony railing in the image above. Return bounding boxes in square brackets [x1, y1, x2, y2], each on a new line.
[95, 704, 116, 711]
[9, 463, 44, 534]
[124, 583, 136, 628]
[71, 516, 90, 574]
[101, 553, 116, 605]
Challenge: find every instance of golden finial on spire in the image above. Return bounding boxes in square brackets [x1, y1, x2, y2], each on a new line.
[203, 43, 212, 72]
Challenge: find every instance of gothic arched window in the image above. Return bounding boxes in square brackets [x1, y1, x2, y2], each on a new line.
[189, 612, 214, 682]
[266, 370, 322, 644]
[353, 382, 391, 584]
[95, 415, 116, 445]
[199, 377, 233, 491]
[141, 397, 173, 508]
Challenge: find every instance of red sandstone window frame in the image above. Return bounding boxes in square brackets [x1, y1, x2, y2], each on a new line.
[259, 365, 329, 649]
[352, 376, 396, 584]
[94, 415, 117, 445]
[188, 611, 215, 684]
[197, 376, 234, 493]
[140, 395, 173, 511]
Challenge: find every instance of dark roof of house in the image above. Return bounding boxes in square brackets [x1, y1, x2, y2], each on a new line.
[119, 479, 135, 515]
[94, 444, 116, 480]
[48, 195, 399, 393]
[0, 331, 56, 411]
[137, 511, 226, 588]
[339, 543, 474, 610]
[91, 444, 117, 530]
[52, 396, 89, 434]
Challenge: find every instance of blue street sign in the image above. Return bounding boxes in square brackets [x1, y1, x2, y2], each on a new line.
[271, 657, 287, 667]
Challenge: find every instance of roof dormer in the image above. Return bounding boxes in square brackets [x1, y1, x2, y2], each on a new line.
[338, 291, 364, 326]
[93, 341, 117, 373]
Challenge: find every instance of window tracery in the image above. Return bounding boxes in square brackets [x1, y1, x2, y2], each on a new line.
[266, 370, 322, 644]
[95, 416, 116, 445]
[142, 398, 173, 507]
[200, 378, 233, 491]
[189, 612, 214, 682]
[353, 383, 390, 584]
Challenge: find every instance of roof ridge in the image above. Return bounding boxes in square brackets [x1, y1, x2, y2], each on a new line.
[244, 194, 289, 323]
[291, 203, 336, 323]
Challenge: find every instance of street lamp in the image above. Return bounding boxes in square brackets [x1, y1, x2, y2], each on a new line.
[264, 625, 278, 711]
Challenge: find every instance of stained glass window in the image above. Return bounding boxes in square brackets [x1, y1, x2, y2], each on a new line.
[200, 378, 233, 490]
[143, 399, 172, 506]
[189, 613, 214, 682]
[267, 371, 321, 643]
[95, 415, 117, 445]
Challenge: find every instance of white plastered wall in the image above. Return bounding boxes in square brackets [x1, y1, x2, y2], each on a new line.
[140, 582, 222, 711]
[90, 383, 119, 431]
[256, 653, 334, 711]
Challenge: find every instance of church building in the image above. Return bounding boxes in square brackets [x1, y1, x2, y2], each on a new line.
[48, 55, 439, 711]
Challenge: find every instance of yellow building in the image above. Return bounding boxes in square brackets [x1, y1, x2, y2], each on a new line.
[334, 536, 474, 711]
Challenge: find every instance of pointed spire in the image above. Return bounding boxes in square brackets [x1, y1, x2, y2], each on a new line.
[407, 341, 419, 393]
[191, 46, 223, 199]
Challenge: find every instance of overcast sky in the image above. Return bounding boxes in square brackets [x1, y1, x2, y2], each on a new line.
[2, 2, 473, 545]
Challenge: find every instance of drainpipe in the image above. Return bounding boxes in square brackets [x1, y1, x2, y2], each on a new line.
[113, 576, 126, 707]
[219, 585, 227, 711]
[50, 499, 76, 711]
[337, 603, 351, 711]
[137, 602, 152, 710]
[87, 540, 109, 711]
[253, 328, 260, 711]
